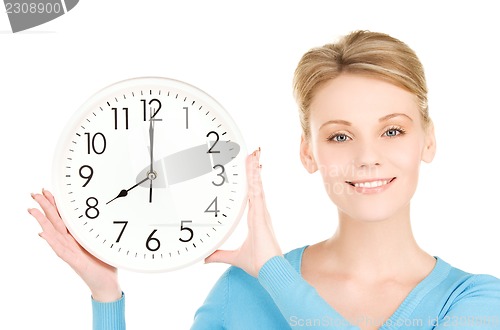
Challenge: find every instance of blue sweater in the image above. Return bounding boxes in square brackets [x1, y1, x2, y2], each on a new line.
[93, 246, 500, 329]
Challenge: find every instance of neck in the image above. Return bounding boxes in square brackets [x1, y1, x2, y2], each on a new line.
[321, 205, 432, 281]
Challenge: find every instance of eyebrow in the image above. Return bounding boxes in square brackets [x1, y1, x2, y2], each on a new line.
[319, 113, 413, 130]
[379, 113, 413, 123]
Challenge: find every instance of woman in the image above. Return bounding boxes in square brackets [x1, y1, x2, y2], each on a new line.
[29, 30, 500, 329]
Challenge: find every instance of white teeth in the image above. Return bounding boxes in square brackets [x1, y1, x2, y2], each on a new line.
[353, 180, 389, 188]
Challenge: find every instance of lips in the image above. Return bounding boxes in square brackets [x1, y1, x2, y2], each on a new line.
[346, 177, 396, 188]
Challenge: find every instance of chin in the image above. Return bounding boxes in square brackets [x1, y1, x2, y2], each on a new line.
[343, 210, 399, 223]
[334, 197, 411, 224]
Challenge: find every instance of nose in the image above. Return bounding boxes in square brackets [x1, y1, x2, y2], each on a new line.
[353, 140, 381, 168]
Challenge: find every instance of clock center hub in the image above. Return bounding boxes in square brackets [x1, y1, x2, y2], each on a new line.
[147, 171, 157, 180]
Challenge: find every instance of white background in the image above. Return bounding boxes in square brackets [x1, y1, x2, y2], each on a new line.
[1, 1, 499, 329]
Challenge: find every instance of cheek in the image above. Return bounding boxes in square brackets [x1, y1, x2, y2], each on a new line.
[385, 139, 423, 175]
[314, 145, 354, 185]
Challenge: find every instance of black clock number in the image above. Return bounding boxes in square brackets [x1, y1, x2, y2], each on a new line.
[179, 220, 194, 242]
[85, 132, 106, 155]
[212, 164, 226, 186]
[142, 99, 162, 121]
[85, 197, 99, 219]
[205, 197, 220, 217]
[111, 107, 129, 130]
[79, 165, 93, 187]
[113, 221, 128, 243]
[207, 131, 220, 153]
[146, 229, 161, 251]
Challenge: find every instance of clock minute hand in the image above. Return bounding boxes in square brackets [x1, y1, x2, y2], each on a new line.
[148, 113, 155, 203]
[106, 176, 149, 205]
[149, 116, 154, 174]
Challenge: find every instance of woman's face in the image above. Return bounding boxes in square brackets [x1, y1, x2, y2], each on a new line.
[301, 74, 435, 222]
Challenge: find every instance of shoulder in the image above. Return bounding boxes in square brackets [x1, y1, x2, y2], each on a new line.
[443, 259, 500, 295]
[284, 245, 308, 272]
[433, 258, 500, 315]
[449, 270, 500, 301]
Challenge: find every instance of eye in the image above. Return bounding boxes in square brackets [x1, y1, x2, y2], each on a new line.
[327, 133, 351, 143]
[383, 126, 406, 138]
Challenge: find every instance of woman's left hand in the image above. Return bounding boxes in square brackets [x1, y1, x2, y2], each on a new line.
[205, 148, 282, 277]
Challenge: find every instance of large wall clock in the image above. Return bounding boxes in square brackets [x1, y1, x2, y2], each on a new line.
[52, 77, 247, 272]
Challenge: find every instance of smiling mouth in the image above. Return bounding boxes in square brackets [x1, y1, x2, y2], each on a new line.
[346, 177, 396, 188]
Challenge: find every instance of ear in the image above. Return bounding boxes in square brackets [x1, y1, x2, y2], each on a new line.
[421, 121, 436, 163]
[300, 135, 318, 173]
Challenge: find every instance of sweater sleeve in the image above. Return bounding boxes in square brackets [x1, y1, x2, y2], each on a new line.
[258, 256, 358, 329]
[91, 292, 126, 330]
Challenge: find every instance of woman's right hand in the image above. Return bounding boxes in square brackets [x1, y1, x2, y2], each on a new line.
[28, 188, 122, 302]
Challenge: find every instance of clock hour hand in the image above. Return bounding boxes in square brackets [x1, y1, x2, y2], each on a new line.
[106, 176, 149, 205]
[149, 179, 153, 203]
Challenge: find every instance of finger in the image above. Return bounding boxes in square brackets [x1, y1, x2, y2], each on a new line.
[246, 149, 264, 199]
[28, 207, 70, 253]
[42, 188, 56, 206]
[38, 227, 73, 262]
[28, 207, 56, 235]
[31, 192, 66, 234]
[41, 189, 67, 233]
[29, 207, 82, 265]
[204, 249, 237, 266]
[246, 150, 267, 221]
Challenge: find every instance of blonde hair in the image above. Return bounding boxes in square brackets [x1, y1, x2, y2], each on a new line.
[293, 30, 431, 138]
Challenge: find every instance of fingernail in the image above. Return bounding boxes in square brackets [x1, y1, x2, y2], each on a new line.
[258, 146, 261, 151]
[31, 193, 36, 199]
[27, 208, 32, 214]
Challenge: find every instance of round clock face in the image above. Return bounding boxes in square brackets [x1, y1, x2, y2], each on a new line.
[52, 77, 247, 272]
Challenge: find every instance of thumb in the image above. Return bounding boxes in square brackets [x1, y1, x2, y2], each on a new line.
[205, 249, 238, 265]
